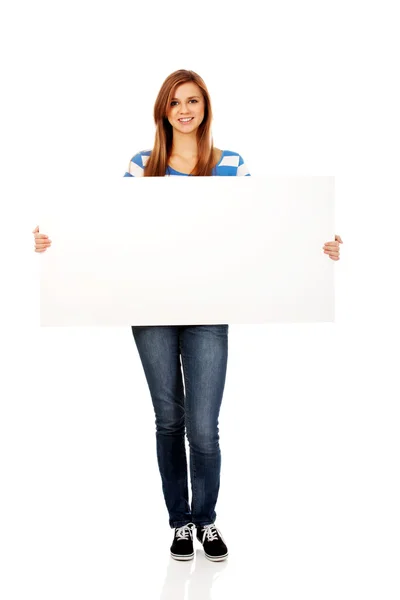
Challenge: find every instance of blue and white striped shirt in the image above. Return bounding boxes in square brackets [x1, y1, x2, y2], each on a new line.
[124, 149, 251, 177]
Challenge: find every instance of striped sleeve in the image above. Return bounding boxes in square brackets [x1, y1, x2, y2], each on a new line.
[216, 150, 251, 176]
[237, 154, 251, 176]
[123, 151, 151, 177]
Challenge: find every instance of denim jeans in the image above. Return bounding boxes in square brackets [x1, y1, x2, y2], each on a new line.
[131, 324, 229, 529]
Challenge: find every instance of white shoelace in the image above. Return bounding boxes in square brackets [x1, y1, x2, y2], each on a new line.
[200, 524, 220, 543]
[175, 523, 195, 540]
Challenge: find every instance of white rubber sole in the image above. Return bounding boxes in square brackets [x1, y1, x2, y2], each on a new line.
[204, 551, 229, 561]
[171, 553, 194, 561]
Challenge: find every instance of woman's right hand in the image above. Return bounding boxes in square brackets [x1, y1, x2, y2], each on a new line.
[33, 225, 52, 252]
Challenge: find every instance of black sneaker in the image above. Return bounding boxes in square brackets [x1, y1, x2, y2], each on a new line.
[170, 523, 195, 561]
[196, 523, 228, 561]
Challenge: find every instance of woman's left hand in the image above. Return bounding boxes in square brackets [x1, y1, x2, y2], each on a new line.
[323, 235, 343, 261]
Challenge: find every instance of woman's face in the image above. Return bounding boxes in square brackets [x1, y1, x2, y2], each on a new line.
[166, 82, 205, 134]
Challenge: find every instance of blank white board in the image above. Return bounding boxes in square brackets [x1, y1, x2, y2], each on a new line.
[39, 176, 335, 325]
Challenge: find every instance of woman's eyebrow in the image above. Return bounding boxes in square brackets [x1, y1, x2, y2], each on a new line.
[171, 96, 201, 100]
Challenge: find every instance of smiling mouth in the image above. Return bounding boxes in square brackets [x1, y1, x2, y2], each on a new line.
[178, 117, 194, 123]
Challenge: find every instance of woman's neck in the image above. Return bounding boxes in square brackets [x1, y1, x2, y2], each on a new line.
[170, 132, 198, 158]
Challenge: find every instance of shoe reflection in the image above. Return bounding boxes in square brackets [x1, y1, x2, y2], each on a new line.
[159, 549, 228, 600]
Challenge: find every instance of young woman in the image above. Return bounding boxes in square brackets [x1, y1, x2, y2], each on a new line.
[33, 69, 343, 563]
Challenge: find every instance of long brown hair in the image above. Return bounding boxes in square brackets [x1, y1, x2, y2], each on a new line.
[143, 69, 217, 177]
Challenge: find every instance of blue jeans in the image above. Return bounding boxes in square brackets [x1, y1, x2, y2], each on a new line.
[131, 324, 229, 529]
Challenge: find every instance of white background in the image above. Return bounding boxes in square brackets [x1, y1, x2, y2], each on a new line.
[1, 1, 400, 598]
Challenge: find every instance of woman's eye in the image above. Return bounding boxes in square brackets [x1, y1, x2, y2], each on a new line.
[170, 99, 198, 106]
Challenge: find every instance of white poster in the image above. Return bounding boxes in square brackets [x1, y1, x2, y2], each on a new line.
[39, 176, 335, 325]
